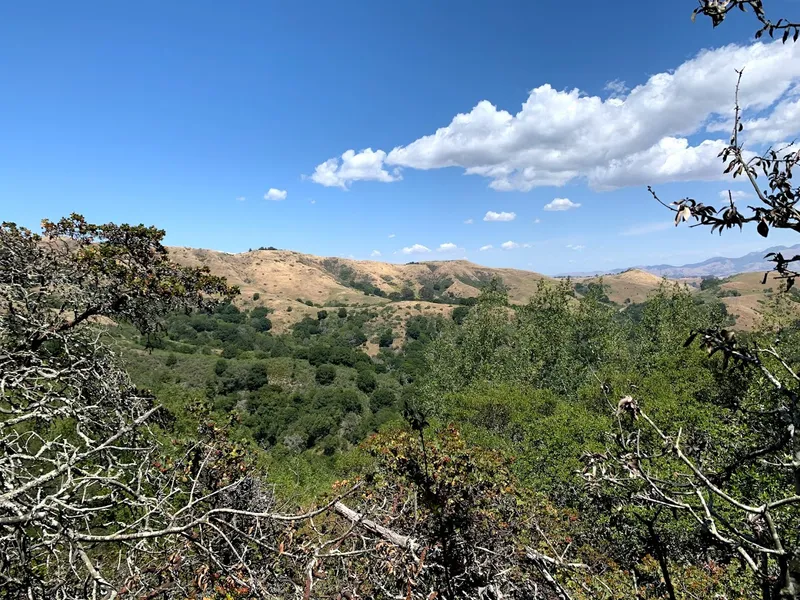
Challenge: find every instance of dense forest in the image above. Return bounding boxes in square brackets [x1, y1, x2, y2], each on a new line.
[3, 2, 800, 599]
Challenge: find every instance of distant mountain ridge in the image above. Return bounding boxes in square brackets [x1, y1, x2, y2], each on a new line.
[561, 244, 800, 279]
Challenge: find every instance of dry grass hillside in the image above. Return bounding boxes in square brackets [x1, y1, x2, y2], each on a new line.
[167, 247, 794, 333]
[579, 269, 672, 304]
[716, 272, 800, 330]
[166, 247, 553, 331]
[577, 269, 800, 330]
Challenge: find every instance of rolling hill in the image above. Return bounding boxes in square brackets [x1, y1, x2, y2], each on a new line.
[167, 246, 795, 333]
[167, 247, 553, 333]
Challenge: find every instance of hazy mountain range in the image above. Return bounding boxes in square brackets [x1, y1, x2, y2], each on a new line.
[560, 245, 800, 279]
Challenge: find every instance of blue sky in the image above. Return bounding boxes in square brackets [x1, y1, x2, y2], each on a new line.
[2, 1, 799, 275]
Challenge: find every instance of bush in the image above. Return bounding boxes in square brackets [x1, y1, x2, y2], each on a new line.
[371, 387, 397, 410]
[700, 276, 723, 291]
[252, 292, 260, 301]
[315, 364, 337, 385]
[165, 353, 177, 367]
[452, 305, 470, 325]
[317, 310, 328, 320]
[378, 329, 394, 348]
[356, 369, 377, 393]
[338, 307, 348, 319]
[244, 363, 269, 391]
[251, 314, 272, 332]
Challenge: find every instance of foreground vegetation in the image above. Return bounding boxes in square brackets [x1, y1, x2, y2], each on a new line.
[3, 2, 800, 598]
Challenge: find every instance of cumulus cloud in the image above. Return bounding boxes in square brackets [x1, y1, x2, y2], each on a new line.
[464, 218, 474, 224]
[620, 221, 671, 236]
[479, 244, 493, 251]
[310, 148, 401, 188]
[401, 244, 431, 255]
[484, 211, 517, 222]
[370, 250, 381, 257]
[501, 241, 526, 250]
[438, 242, 459, 252]
[739, 97, 800, 144]
[310, 41, 800, 191]
[264, 188, 287, 201]
[544, 198, 580, 211]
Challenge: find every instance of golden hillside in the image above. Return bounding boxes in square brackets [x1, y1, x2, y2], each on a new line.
[167, 247, 791, 332]
[166, 247, 553, 332]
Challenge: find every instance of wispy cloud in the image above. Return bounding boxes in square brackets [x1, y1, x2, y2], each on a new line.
[533, 218, 541, 224]
[620, 221, 671, 236]
[501, 241, 531, 250]
[484, 211, 516, 222]
[479, 244, 493, 251]
[604, 79, 629, 96]
[719, 190, 752, 201]
[388, 233, 396, 238]
[464, 218, 474, 224]
[566, 244, 585, 251]
[401, 244, 431, 255]
[236, 196, 246, 202]
[544, 198, 580, 211]
[264, 188, 288, 201]
[370, 250, 381, 257]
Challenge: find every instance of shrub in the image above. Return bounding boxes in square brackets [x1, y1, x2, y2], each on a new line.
[378, 329, 394, 348]
[452, 305, 469, 325]
[315, 364, 337, 385]
[356, 369, 377, 393]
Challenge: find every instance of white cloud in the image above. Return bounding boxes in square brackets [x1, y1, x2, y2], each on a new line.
[741, 96, 800, 144]
[566, 244, 585, 251]
[533, 218, 541, 224]
[401, 244, 431, 255]
[479, 244, 493, 251]
[544, 198, 580, 211]
[438, 242, 459, 252]
[236, 196, 246, 202]
[311, 41, 800, 191]
[264, 188, 287, 201]
[483, 211, 517, 222]
[310, 199, 316, 204]
[310, 148, 401, 188]
[370, 250, 382, 257]
[588, 138, 729, 191]
[501, 240, 520, 250]
[719, 189, 752, 201]
[464, 218, 474, 224]
[604, 79, 629, 96]
[620, 221, 672, 236]
[388, 233, 396, 238]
